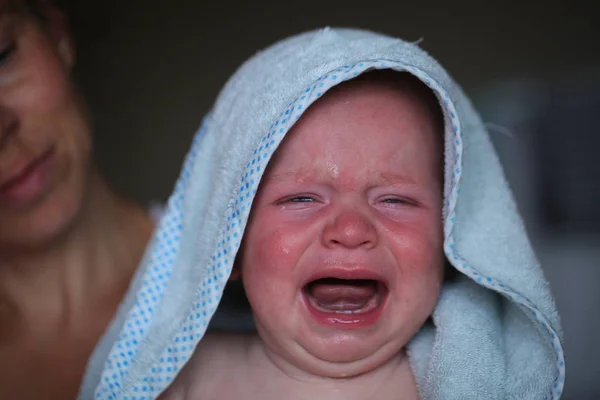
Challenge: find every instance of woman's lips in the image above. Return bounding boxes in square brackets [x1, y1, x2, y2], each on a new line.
[0, 148, 55, 206]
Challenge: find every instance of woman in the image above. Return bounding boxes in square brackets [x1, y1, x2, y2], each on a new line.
[0, 1, 154, 398]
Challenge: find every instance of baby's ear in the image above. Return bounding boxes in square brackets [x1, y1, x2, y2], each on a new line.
[229, 248, 246, 280]
[229, 267, 242, 280]
[229, 258, 242, 280]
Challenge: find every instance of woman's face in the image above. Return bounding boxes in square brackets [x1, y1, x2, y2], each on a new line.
[0, 2, 94, 252]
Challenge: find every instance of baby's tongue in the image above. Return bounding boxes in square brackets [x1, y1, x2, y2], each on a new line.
[308, 279, 377, 312]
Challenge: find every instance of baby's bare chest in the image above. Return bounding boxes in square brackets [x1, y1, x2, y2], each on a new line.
[189, 366, 419, 400]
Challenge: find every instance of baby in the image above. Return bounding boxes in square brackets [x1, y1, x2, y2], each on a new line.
[160, 72, 444, 400]
[89, 28, 564, 400]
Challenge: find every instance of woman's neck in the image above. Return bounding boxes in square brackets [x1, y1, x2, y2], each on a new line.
[0, 173, 154, 334]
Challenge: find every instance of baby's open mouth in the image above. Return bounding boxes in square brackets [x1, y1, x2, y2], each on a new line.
[303, 278, 387, 314]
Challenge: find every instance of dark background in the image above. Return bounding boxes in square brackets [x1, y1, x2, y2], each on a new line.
[63, 0, 600, 398]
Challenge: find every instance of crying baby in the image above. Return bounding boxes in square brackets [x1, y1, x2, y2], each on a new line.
[159, 70, 445, 400]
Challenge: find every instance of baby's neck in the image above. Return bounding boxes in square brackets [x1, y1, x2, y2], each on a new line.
[160, 332, 420, 400]
[242, 334, 419, 400]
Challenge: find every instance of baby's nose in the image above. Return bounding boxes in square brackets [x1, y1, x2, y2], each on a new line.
[321, 209, 377, 250]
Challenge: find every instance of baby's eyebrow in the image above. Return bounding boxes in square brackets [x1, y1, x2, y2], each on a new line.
[374, 172, 418, 186]
[265, 168, 317, 184]
[265, 170, 420, 189]
[265, 171, 295, 182]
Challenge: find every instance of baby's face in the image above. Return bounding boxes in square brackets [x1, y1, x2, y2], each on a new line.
[239, 78, 445, 377]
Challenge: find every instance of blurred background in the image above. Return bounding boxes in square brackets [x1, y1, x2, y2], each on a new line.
[63, 0, 599, 398]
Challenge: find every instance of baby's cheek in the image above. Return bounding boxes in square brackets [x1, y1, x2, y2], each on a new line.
[243, 226, 304, 305]
[409, 237, 444, 276]
[252, 224, 306, 270]
[385, 223, 444, 308]
[385, 223, 443, 269]
[407, 238, 444, 307]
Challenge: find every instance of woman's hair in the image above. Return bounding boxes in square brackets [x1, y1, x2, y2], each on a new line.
[19, 0, 72, 22]
[21, 0, 55, 20]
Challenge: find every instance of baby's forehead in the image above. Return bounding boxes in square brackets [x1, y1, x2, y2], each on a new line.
[284, 76, 442, 144]
[259, 72, 445, 184]
[297, 72, 443, 133]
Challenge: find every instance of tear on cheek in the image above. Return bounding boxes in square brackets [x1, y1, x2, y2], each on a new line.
[271, 231, 300, 258]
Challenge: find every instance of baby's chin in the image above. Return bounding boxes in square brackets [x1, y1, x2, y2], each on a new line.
[258, 326, 409, 379]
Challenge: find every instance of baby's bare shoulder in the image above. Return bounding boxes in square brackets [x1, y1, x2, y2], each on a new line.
[198, 331, 254, 355]
[158, 332, 254, 399]
[186, 331, 254, 376]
